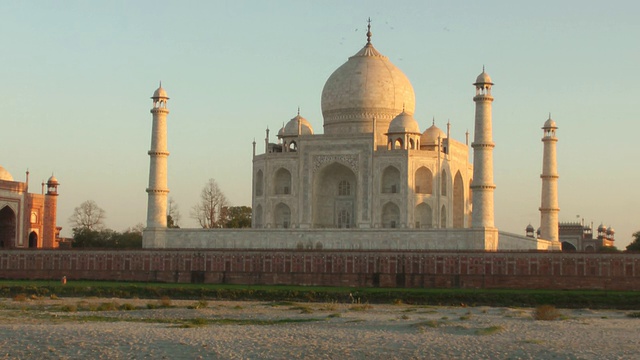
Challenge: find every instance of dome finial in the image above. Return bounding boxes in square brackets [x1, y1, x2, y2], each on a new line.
[297, 106, 300, 116]
[366, 17, 372, 45]
[482, 65, 485, 73]
[402, 103, 405, 112]
[548, 112, 552, 120]
[432, 116, 435, 126]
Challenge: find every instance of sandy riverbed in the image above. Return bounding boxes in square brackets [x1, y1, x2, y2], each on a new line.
[0, 297, 638, 359]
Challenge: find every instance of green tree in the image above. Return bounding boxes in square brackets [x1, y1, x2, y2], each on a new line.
[220, 206, 252, 228]
[71, 226, 142, 249]
[626, 231, 640, 251]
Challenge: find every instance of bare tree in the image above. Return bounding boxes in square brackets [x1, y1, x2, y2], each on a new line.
[69, 200, 106, 230]
[167, 197, 181, 228]
[190, 178, 228, 228]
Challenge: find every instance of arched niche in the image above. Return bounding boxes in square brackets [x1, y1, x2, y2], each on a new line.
[415, 167, 433, 194]
[453, 171, 464, 228]
[382, 202, 400, 228]
[274, 168, 292, 195]
[382, 166, 400, 194]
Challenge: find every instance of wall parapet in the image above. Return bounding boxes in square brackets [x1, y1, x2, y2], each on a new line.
[1, 249, 639, 290]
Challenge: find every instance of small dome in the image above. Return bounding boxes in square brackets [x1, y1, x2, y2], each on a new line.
[387, 111, 420, 134]
[152, 85, 169, 99]
[606, 226, 614, 234]
[420, 123, 446, 145]
[526, 224, 535, 232]
[280, 113, 314, 137]
[0, 166, 13, 181]
[598, 223, 606, 232]
[474, 70, 493, 85]
[47, 175, 59, 185]
[543, 118, 557, 129]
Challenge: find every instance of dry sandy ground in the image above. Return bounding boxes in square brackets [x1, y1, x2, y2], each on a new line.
[0, 296, 638, 359]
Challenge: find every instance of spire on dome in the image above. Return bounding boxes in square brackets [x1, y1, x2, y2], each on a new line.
[366, 17, 372, 45]
[297, 106, 300, 116]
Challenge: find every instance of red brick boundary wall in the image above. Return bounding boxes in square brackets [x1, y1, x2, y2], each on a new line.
[1, 250, 639, 290]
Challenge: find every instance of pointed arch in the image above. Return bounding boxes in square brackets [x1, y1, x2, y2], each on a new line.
[0, 206, 17, 248]
[274, 203, 291, 228]
[382, 202, 400, 228]
[453, 171, 464, 228]
[415, 167, 433, 194]
[440, 205, 447, 228]
[382, 166, 400, 194]
[274, 168, 292, 195]
[28, 232, 38, 248]
[415, 202, 433, 228]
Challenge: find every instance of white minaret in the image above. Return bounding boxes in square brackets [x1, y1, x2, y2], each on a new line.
[471, 69, 496, 228]
[539, 115, 559, 243]
[146, 83, 170, 228]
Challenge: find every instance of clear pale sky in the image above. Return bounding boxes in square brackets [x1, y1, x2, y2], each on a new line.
[1, 1, 638, 248]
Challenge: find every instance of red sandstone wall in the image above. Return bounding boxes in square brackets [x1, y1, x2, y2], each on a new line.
[0, 250, 639, 290]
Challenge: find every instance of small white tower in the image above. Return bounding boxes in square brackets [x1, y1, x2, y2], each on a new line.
[146, 83, 170, 228]
[471, 69, 496, 228]
[539, 115, 559, 243]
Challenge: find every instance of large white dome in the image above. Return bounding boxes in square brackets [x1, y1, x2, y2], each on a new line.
[321, 34, 415, 137]
[0, 166, 13, 181]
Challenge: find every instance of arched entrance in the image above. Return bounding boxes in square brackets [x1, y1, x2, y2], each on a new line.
[28, 232, 38, 248]
[562, 241, 577, 251]
[0, 206, 17, 248]
[312, 162, 356, 228]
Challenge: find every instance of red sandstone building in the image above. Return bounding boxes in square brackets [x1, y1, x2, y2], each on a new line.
[0, 167, 60, 249]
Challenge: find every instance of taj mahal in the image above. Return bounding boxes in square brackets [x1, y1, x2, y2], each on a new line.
[142, 24, 561, 251]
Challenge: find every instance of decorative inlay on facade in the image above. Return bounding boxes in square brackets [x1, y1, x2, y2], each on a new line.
[313, 154, 359, 173]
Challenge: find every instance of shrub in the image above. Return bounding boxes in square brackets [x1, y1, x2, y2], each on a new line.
[96, 302, 118, 311]
[159, 296, 172, 308]
[13, 294, 27, 302]
[475, 326, 504, 335]
[61, 304, 77, 312]
[50, 294, 59, 300]
[119, 303, 137, 311]
[188, 300, 208, 309]
[349, 304, 373, 311]
[533, 305, 561, 321]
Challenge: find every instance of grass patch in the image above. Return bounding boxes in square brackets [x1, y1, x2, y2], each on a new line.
[289, 305, 313, 314]
[521, 339, 544, 345]
[327, 313, 341, 318]
[96, 302, 119, 311]
[119, 303, 137, 311]
[626, 312, 640, 318]
[349, 304, 373, 311]
[414, 320, 444, 329]
[533, 305, 561, 321]
[475, 325, 504, 335]
[3, 280, 640, 310]
[60, 304, 77, 312]
[187, 300, 208, 309]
